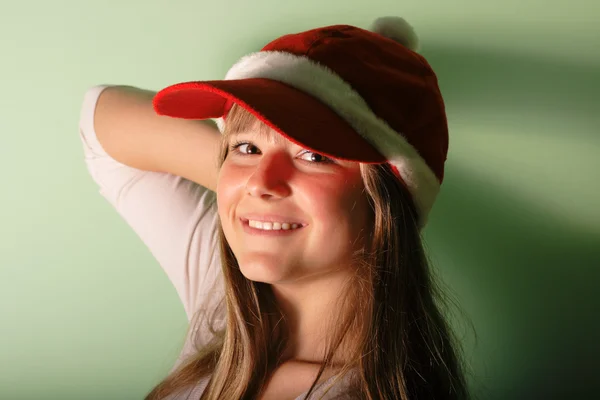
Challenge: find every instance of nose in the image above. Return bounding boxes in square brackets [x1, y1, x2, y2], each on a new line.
[245, 152, 292, 199]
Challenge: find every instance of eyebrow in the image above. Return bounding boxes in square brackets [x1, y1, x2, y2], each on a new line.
[228, 128, 287, 146]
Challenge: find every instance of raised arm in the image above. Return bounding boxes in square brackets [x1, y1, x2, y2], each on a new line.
[79, 85, 224, 320]
[94, 85, 221, 191]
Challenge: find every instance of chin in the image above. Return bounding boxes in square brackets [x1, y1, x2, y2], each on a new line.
[237, 257, 290, 284]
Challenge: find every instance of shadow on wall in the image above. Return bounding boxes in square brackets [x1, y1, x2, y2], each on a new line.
[420, 45, 600, 400]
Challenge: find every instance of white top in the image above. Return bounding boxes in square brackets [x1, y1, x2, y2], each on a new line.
[78, 85, 354, 399]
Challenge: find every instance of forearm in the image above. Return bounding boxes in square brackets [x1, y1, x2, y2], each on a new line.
[93, 85, 221, 191]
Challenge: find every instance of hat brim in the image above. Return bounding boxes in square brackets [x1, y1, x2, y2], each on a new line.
[152, 79, 385, 163]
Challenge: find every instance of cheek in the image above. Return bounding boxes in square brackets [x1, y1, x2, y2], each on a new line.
[216, 163, 244, 225]
[303, 177, 369, 236]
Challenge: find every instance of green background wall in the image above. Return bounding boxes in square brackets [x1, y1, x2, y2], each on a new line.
[1, 0, 598, 399]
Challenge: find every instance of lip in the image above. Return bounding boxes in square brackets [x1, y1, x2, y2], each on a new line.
[239, 214, 307, 226]
[239, 216, 307, 237]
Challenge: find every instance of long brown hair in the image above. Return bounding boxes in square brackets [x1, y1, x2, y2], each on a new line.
[145, 103, 472, 399]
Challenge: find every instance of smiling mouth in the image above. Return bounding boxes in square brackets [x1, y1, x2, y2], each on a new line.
[240, 218, 306, 235]
[249, 219, 301, 230]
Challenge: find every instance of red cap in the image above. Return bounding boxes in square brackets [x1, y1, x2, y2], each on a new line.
[153, 17, 448, 228]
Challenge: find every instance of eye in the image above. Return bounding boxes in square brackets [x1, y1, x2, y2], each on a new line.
[230, 141, 260, 155]
[298, 150, 334, 164]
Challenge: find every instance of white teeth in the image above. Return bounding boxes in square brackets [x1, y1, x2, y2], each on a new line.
[248, 220, 300, 231]
[249, 220, 259, 229]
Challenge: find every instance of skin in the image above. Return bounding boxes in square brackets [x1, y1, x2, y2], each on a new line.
[216, 127, 371, 363]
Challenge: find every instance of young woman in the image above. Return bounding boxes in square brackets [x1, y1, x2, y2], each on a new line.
[79, 16, 470, 400]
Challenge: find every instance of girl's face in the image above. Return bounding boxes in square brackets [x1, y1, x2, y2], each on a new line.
[216, 128, 371, 284]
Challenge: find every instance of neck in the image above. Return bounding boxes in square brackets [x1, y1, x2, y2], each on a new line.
[270, 269, 356, 366]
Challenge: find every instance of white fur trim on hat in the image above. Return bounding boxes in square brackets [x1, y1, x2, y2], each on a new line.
[217, 50, 440, 228]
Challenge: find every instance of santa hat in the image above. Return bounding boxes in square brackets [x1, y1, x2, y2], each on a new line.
[153, 16, 448, 229]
